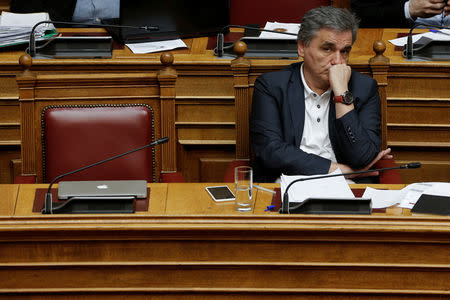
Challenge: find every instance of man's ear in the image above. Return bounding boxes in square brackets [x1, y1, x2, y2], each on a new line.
[297, 41, 305, 58]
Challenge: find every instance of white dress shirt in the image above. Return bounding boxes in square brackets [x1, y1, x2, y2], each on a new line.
[299, 65, 337, 163]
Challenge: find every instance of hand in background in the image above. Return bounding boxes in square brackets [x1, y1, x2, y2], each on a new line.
[445, 1, 450, 16]
[409, 0, 446, 18]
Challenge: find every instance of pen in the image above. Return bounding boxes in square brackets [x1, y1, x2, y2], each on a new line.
[253, 184, 276, 194]
[429, 29, 450, 36]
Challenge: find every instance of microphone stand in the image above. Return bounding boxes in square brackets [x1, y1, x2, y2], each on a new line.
[28, 20, 159, 57]
[405, 22, 449, 60]
[280, 162, 421, 214]
[43, 137, 169, 214]
[214, 24, 298, 57]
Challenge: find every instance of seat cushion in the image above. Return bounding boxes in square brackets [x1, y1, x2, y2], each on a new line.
[43, 105, 156, 183]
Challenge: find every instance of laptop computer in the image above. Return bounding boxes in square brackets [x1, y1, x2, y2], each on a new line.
[57, 180, 147, 200]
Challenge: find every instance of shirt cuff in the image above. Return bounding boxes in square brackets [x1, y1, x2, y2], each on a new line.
[404, 1, 416, 21]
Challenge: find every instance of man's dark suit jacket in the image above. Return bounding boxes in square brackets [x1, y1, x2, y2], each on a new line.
[351, 0, 413, 28]
[10, 0, 77, 22]
[250, 62, 381, 182]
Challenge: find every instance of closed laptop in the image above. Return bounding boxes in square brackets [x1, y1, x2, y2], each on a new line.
[57, 180, 147, 200]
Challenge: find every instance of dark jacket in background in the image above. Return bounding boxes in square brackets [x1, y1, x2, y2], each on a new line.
[351, 0, 413, 28]
[10, 0, 77, 22]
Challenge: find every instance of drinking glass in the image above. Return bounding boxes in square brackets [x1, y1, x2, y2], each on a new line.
[234, 166, 253, 212]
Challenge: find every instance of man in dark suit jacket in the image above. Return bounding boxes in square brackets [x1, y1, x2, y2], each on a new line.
[250, 6, 391, 183]
[10, 0, 77, 22]
[351, 0, 450, 28]
[9, 0, 119, 23]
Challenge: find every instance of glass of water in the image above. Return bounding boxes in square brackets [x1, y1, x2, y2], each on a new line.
[234, 166, 253, 212]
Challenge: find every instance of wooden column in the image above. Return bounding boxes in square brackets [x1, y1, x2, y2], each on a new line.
[16, 54, 37, 177]
[369, 40, 390, 150]
[158, 53, 178, 173]
[231, 41, 251, 160]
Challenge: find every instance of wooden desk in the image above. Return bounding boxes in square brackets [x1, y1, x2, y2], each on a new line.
[0, 28, 449, 183]
[1, 183, 450, 299]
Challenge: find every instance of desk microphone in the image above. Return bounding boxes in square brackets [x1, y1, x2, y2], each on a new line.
[42, 137, 169, 214]
[28, 20, 159, 57]
[214, 25, 298, 57]
[405, 23, 450, 60]
[280, 162, 421, 214]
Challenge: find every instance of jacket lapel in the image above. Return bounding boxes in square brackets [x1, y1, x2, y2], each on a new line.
[288, 63, 305, 148]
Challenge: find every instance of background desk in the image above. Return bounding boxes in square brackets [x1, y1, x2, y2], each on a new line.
[0, 28, 449, 183]
[1, 183, 450, 299]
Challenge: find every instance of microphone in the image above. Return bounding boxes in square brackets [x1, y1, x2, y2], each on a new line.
[280, 162, 421, 214]
[214, 24, 298, 57]
[404, 22, 449, 60]
[42, 137, 169, 214]
[28, 20, 159, 57]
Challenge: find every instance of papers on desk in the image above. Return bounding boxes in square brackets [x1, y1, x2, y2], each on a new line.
[389, 29, 450, 47]
[398, 182, 450, 209]
[0, 12, 57, 48]
[258, 21, 300, 40]
[280, 169, 354, 203]
[361, 182, 450, 209]
[126, 39, 187, 54]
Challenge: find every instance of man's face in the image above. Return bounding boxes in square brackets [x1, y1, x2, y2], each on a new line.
[297, 28, 353, 92]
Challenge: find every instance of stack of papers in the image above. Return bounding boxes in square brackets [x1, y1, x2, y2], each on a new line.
[389, 29, 450, 47]
[280, 169, 355, 203]
[0, 12, 57, 48]
[258, 21, 300, 40]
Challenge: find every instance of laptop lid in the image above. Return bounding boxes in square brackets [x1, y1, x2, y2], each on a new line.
[57, 180, 147, 200]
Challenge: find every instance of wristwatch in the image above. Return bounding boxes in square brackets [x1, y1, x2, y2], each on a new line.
[334, 91, 353, 105]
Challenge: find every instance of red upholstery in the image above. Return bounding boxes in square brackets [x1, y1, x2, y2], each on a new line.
[376, 158, 402, 184]
[230, 0, 330, 25]
[43, 105, 157, 183]
[224, 159, 402, 184]
[14, 175, 37, 184]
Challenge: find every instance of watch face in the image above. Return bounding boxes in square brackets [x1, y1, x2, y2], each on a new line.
[342, 91, 353, 104]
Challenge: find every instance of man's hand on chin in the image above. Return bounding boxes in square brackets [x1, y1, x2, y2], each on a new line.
[329, 64, 351, 96]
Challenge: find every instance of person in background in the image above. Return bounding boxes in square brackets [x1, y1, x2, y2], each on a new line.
[250, 6, 392, 183]
[351, 0, 450, 28]
[10, 0, 119, 24]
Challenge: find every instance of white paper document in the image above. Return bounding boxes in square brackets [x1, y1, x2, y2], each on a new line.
[389, 29, 450, 47]
[258, 21, 300, 40]
[0, 12, 55, 48]
[362, 187, 402, 209]
[126, 39, 187, 54]
[399, 182, 450, 209]
[280, 169, 354, 203]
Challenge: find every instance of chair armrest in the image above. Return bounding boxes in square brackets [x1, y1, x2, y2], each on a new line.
[375, 159, 402, 184]
[14, 175, 37, 184]
[161, 172, 185, 183]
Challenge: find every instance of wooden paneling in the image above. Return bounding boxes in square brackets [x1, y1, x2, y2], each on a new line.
[0, 29, 448, 182]
[0, 0, 10, 11]
[2, 183, 450, 299]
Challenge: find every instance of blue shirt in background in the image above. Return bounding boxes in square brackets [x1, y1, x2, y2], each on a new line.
[72, 0, 120, 24]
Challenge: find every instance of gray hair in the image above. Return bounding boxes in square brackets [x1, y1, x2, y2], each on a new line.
[297, 6, 360, 46]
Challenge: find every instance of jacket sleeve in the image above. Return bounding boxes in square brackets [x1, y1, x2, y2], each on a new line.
[250, 76, 331, 177]
[332, 75, 381, 169]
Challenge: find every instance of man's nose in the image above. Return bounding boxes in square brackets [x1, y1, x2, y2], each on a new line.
[331, 51, 343, 65]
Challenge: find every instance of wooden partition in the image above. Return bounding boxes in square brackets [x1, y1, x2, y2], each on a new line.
[16, 53, 178, 183]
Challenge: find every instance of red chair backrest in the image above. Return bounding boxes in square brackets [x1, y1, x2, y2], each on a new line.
[42, 105, 156, 183]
